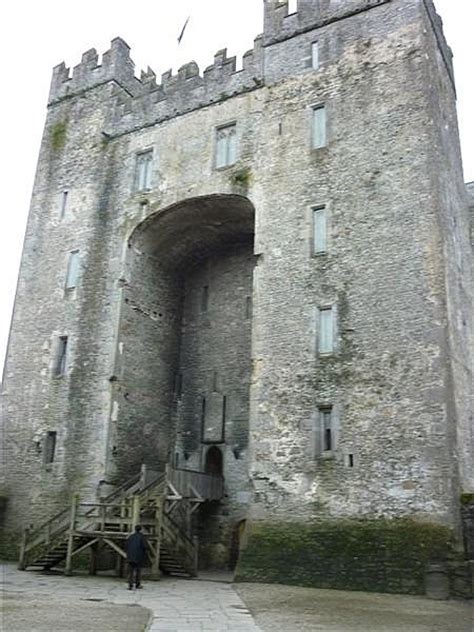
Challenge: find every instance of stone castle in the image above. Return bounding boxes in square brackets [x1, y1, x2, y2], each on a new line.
[1, 0, 473, 595]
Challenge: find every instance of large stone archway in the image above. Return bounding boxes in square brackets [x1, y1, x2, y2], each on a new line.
[108, 194, 255, 568]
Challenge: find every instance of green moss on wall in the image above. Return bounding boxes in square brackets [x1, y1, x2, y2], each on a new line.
[460, 493, 474, 506]
[50, 120, 68, 151]
[0, 529, 20, 561]
[235, 519, 455, 595]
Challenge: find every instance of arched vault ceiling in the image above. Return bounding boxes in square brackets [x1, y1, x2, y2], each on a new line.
[129, 194, 255, 269]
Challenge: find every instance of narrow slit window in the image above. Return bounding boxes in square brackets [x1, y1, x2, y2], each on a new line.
[54, 336, 68, 376]
[44, 431, 57, 464]
[320, 408, 333, 452]
[311, 42, 319, 70]
[222, 395, 227, 425]
[318, 307, 334, 353]
[312, 105, 326, 149]
[134, 150, 153, 191]
[60, 191, 69, 219]
[245, 296, 252, 319]
[65, 250, 80, 289]
[313, 207, 327, 254]
[215, 124, 237, 168]
[174, 373, 183, 398]
[200, 396, 207, 439]
[201, 285, 209, 312]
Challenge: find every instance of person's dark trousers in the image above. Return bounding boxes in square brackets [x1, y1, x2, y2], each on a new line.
[127, 562, 142, 588]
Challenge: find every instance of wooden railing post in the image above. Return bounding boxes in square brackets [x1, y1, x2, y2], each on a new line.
[150, 494, 163, 580]
[131, 495, 140, 530]
[100, 503, 106, 533]
[18, 527, 29, 570]
[65, 494, 79, 576]
[140, 463, 147, 489]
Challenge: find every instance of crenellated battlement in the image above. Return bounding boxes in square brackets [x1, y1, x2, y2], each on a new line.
[49, 33, 265, 136]
[108, 38, 264, 135]
[48, 0, 454, 135]
[49, 37, 141, 104]
[263, 0, 392, 45]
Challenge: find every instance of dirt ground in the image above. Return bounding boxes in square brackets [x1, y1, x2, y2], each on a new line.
[1, 592, 151, 632]
[236, 583, 473, 632]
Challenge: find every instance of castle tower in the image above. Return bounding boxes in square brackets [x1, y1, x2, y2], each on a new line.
[1, 0, 472, 593]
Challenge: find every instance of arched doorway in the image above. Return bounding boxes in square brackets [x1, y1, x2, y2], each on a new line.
[205, 446, 223, 476]
[111, 194, 255, 570]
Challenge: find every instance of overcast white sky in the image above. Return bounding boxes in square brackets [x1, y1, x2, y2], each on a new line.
[0, 0, 472, 373]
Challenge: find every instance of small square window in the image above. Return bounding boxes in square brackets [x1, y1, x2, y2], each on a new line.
[134, 150, 153, 191]
[215, 124, 237, 168]
[65, 250, 80, 290]
[312, 105, 326, 149]
[312, 207, 327, 254]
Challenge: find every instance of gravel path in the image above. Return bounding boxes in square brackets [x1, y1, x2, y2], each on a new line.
[236, 582, 473, 632]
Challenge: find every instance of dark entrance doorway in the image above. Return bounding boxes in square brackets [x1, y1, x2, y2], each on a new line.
[205, 446, 223, 476]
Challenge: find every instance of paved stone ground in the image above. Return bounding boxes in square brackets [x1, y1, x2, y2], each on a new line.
[237, 583, 473, 632]
[1, 564, 261, 631]
[2, 564, 472, 632]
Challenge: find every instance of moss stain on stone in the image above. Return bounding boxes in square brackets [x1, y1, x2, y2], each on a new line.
[50, 120, 68, 151]
[235, 519, 455, 595]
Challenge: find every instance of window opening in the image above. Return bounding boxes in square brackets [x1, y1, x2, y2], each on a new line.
[215, 124, 237, 168]
[320, 408, 333, 452]
[44, 431, 57, 464]
[312, 42, 319, 70]
[313, 207, 327, 254]
[60, 191, 69, 219]
[135, 150, 153, 191]
[54, 336, 68, 376]
[312, 105, 326, 149]
[201, 285, 209, 312]
[245, 296, 252, 319]
[65, 250, 80, 289]
[288, 0, 297, 13]
[318, 307, 334, 353]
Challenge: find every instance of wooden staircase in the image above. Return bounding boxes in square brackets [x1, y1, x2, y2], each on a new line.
[18, 465, 224, 578]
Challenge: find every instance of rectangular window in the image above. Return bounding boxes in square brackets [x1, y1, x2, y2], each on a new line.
[201, 285, 209, 312]
[288, 0, 298, 13]
[65, 250, 80, 289]
[245, 296, 252, 319]
[54, 336, 68, 376]
[312, 207, 327, 254]
[312, 105, 326, 149]
[318, 307, 334, 353]
[215, 124, 237, 168]
[60, 190, 69, 219]
[320, 408, 333, 452]
[44, 431, 57, 464]
[311, 42, 319, 70]
[135, 150, 153, 191]
[174, 373, 183, 398]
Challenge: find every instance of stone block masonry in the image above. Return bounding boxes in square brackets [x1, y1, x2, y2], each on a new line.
[1, 0, 472, 594]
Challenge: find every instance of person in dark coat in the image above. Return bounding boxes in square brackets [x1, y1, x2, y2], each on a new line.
[126, 524, 147, 589]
